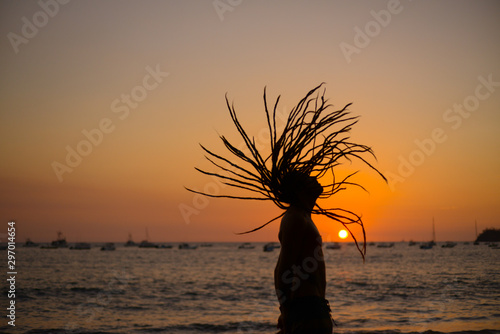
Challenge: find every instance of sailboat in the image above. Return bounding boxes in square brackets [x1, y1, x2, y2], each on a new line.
[41, 231, 68, 249]
[420, 218, 436, 249]
[24, 238, 38, 247]
[101, 242, 116, 251]
[138, 228, 158, 248]
[326, 242, 342, 250]
[178, 243, 198, 250]
[124, 233, 137, 247]
[263, 242, 280, 252]
[473, 220, 480, 245]
[441, 241, 457, 248]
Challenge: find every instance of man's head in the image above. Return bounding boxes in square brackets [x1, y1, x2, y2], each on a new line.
[280, 171, 323, 210]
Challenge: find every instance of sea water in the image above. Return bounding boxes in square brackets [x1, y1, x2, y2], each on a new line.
[1, 242, 499, 333]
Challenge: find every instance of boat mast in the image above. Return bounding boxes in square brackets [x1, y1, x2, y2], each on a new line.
[432, 217, 436, 242]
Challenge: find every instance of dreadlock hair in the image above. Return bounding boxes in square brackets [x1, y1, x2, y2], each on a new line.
[186, 83, 386, 259]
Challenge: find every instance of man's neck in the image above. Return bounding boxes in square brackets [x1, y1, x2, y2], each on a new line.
[288, 203, 314, 216]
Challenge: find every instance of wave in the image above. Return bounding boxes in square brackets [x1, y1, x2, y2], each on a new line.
[339, 331, 500, 334]
[8, 323, 499, 334]
[70, 287, 102, 293]
[23, 331, 119, 334]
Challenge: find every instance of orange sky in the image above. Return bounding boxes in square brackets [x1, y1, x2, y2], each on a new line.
[1, 1, 499, 243]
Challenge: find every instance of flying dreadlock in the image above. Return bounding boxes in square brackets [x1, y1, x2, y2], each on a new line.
[186, 83, 386, 258]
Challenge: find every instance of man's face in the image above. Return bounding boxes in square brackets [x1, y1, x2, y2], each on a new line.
[302, 176, 323, 200]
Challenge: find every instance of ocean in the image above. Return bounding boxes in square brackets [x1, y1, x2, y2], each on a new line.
[1, 241, 499, 334]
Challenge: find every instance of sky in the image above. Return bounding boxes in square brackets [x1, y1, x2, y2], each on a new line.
[1, 0, 499, 243]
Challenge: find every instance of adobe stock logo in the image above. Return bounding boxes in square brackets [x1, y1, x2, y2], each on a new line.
[339, 0, 409, 64]
[51, 64, 169, 183]
[7, 0, 71, 54]
[179, 105, 290, 224]
[213, 0, 243, 21]
[385, 74, 499, 192]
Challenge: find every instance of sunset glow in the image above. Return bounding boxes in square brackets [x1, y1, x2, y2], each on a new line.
[0, 2, 499, 243]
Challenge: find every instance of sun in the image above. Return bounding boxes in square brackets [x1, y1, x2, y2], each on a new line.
[338, 229, 348, 239]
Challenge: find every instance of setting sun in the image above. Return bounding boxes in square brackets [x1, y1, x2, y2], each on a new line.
[338, 229, 348, 239]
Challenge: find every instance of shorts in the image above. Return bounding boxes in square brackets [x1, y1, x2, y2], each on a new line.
[278, 296, 334, 334]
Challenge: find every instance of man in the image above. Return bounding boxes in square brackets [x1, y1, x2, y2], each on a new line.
[275, 172, 333, 333]
[188, 84, 385, 334]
